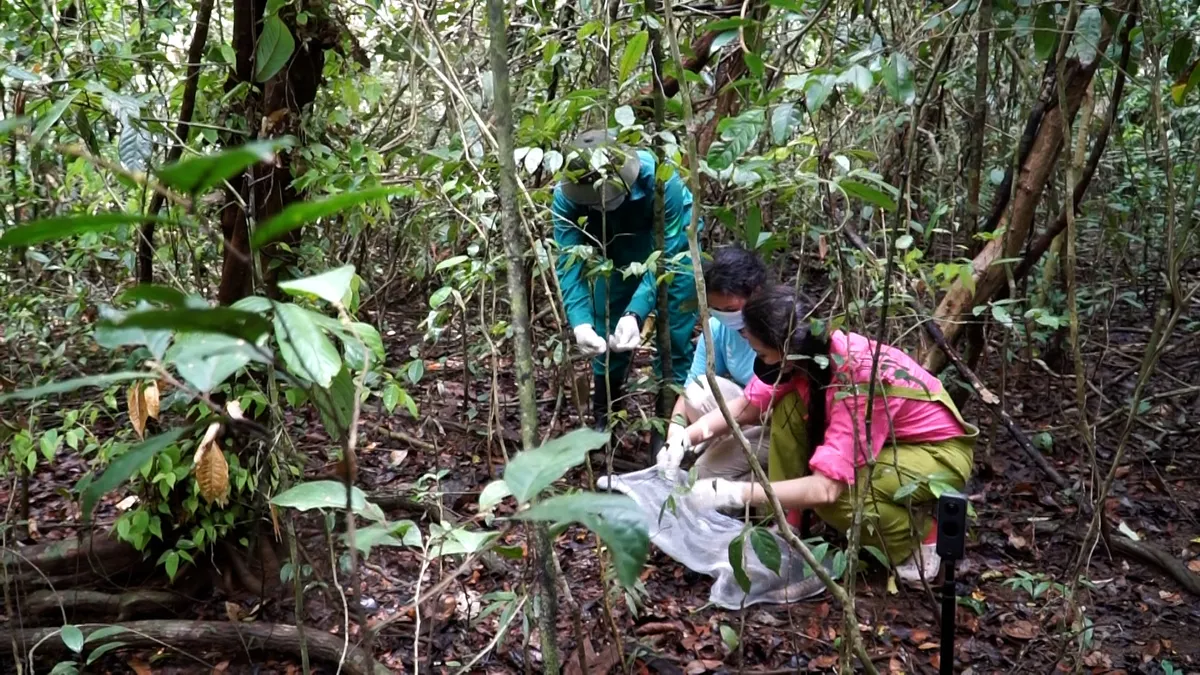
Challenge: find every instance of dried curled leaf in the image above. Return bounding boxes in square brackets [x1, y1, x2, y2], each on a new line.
[195, 438, 230, 506]
[126, 382, 161, 439]
[127, 385, 146, 438]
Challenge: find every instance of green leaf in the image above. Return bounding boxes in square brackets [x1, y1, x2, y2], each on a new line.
[1033, 4, 1057, 61]
[1172, 64, 1200, 105]
[252, 186, 400, 249]
[85, 626, 129, 644]
[61, 625, 85, 653]
[48, 663, 78, 675]
[1065, 7, 1102, 64]
[892, 481, 921, 502]
[271, 480, 385, 522]
[103, 307, 272, 343]
[769, 102, 799, 145]
[750, 526, 782, 575]
[710, 30, 738, 52]
[230, 295, 274, 314]
[341, 321, 384, 370]
[278, 265, 356, 305]
[157, 139, 293, 194]
[273, 303, 342, 386]
[31, 92, 78, 146]
[116, 284, 190, 308]
[82, 428, 188, 519]
[428, 523, 500, 557]
[353, 520, 422, 552]
[479, 480, 512, 511]
[163, 551, 180, 579]
[86, 640, 127, 665]
[502, 428, 610, 503]
[118, 115, 151, 172]
[516, 492, 648, 586]
[618, 31, 649, 84]
[744, 51, 765, 79]
[863, 545, 890, 568]
[719, 624, 740, 652]
[166, 333, 265, 393]
[728, 532, 751, 592]
[314, 366, 355, 440]
[707, 108, 765, 170]
[254, 16, 296, 82]
[805, 76, 832, 113]
[882, 53, 916, 106]
[839, 179, 897, 211]
[895, 234, 914, 250]
[1167, 37, 1194, 78]
[0, 213, 172, 247]
[841, 64, 873, 95]
[0, 372, 155, 403]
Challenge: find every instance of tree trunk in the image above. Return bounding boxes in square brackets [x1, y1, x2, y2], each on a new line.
[487, 0, 561, 672]
[922, 0, 1135, 373]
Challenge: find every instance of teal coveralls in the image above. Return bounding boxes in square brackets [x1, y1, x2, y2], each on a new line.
[552, 149, 700, 391]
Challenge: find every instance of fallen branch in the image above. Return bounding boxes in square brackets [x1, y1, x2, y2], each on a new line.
[0, 620, 390, 675]
[373, 425, 437, 451]
[1105, 535, 1200, 596]
[21, 589, 187, 621]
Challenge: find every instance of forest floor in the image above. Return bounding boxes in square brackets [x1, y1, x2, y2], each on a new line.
[4, 297, 1200, 675]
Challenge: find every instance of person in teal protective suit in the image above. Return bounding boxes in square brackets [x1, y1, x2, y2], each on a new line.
[552, 130, 701, 440]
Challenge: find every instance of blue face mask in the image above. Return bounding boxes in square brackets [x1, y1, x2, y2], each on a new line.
[710, 308, 744, 331]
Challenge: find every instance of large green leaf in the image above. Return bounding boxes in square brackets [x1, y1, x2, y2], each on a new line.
[156, 139, 294, 194]
[516, 492, 648, 586]
[618, 31, 649, 84]
[353, 520, 422, 553]
[0, 213, 172, 247]
[1167, 36, 1194, 79]
[0, 372, 156, 403]
[314, 366, 355, 440]
[882, 53, 915, 106]
[271, 480, 385, 522]
[1065, 7, 1102, 64]
[278, 265, 356, 305]
[254, 16, 296, 82]
[1033, 4, 1057, 61]
[341, 322, 384, 370]
[706, 108, 765, 170]
[502, 428, 610, 503]
[769, 103, 800, 145]
[94, 304, 173, 359]
[81, 427, 188, 519]
[750, 526, 782, 575]
[428, 523, 501, 557]
[102, 307, 272, 343]
[60, 624, 85, 653]
[115, 284, 190, 308]
[839, 178, 898, 211]
[273, 302, 342, 387]
[251, 186, 400, 249]
[166, 333, 268, 393]
[729, 532, 751, 592]
[31, 92, 78, 146]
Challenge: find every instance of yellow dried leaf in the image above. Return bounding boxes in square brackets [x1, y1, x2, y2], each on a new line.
[127, 385, 147, 438]
[195, 441, 230, 506]
[143, 381, 160, 420]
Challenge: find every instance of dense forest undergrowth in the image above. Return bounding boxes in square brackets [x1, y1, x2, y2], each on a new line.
[2, 0, 1199, 672]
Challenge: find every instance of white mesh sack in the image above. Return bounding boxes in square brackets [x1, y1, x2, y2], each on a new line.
[598, 467, 828, 609]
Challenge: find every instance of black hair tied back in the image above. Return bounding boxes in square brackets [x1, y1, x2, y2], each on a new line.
[742, 285, 832, 449]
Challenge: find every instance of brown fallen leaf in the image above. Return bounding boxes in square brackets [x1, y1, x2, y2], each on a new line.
[917, 642, 939, 651]
[128, 385, 147, 438]
[195, 439, 230, 506]
[1084, 651, 1111, 668]
[566, 639, 622, 675]
[225, 601, 245, 622]
[809, 653, 839, 670]
[1187, 559, 1200, 573]
[635, 621, 684, 636]
[1140, 639, 1162, 662]
[888, 655, 905, 674]
[685, 660, 723, 675]
[128, 658, 152, 675]
[1001, 619, 1039, 640]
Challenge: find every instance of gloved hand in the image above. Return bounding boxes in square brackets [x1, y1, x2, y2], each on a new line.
[655, 432, 691, 472]
[667, 422, 687, 442]
[686, 478, 747, 512]
[607, 314, 641, 352]
[573, 324, 608, 357]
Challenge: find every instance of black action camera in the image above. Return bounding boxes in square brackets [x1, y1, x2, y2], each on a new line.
[935, 491, 968, 560]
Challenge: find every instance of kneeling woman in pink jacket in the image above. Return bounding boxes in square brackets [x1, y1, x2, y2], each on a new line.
[671, 285, 977, 583]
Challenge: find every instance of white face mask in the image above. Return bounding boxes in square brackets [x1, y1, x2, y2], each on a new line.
[710, 308, 744, 331]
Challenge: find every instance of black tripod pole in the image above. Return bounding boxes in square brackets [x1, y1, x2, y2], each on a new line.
[935, 491, 968, 675]
[939, 555, 957, 675]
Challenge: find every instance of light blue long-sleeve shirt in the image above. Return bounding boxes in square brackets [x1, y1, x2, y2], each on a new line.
[686, 318, 756, 388]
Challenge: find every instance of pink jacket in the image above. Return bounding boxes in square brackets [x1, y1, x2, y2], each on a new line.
[743, 331, 965, 484]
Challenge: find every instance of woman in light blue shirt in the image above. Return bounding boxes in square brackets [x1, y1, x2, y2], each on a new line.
[661, 246, 769, 480]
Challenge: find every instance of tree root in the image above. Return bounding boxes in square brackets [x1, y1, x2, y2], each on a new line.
[1104, 535, 1200, 597]
[0, 620, 391, 675]
[21, 589, 188, 621]
[3, 535, 147, 589]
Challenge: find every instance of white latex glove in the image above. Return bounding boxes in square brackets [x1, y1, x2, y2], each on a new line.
[607, 315, 641, 352]
[573, 324, 608, 357]
[655, 433, 691, 472]
[667, 422, 687, 442]
[686, 478, 747, 512]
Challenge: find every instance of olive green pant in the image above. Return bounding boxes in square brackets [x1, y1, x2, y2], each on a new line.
[768, 391, 975, 564]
